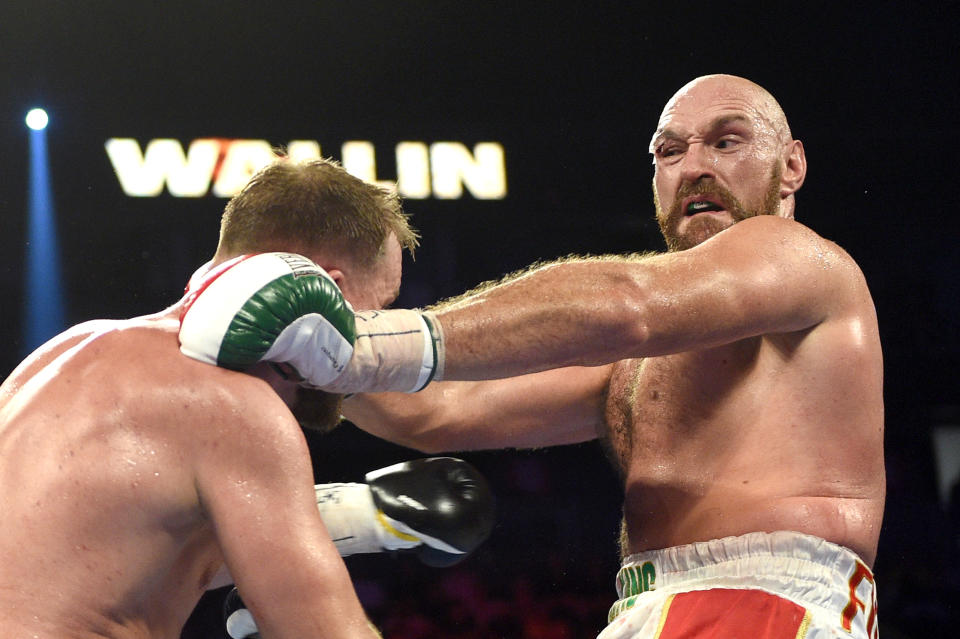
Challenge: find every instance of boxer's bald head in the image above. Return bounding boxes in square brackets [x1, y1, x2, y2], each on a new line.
[653, 74, 793, 149]
[650, 74, 806, 251]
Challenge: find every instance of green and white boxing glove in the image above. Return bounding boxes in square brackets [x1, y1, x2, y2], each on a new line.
[179, 253, 443, 393]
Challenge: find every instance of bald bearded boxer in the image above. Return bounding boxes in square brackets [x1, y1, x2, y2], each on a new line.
[353, 75, 884, 638]
[184, 75, 883, 637]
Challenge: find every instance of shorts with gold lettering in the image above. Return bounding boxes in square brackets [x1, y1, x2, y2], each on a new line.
[599, 531, 878, 639]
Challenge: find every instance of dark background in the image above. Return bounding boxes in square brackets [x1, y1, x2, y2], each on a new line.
[1, 2, 957, 636]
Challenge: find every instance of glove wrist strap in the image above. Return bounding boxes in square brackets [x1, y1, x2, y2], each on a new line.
[314, 483, 420, 555]
[320, 310, 438, 393]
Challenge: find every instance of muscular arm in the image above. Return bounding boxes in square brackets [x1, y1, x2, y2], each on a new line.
[343, 364, 612, 453]
[348, 217, 861, 452]
[435, 216, 861, 380]
[194, 374, 377, 639]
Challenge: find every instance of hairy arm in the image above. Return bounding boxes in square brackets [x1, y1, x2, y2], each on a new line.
[347, 217, 859, 452]
[343, 364, 612, 453]
[193, 374, 377, 639]
[435, 216, 858, 380]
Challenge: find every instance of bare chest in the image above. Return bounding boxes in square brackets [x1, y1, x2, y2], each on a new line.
[603, 339, 762, 474]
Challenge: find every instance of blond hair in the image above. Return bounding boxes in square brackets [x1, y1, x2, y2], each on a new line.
[216, 157, 418, 266]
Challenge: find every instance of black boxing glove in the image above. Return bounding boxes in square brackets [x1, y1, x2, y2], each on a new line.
[365, 456, 496, 567]
[314, 457, 495, 566]
[222, 458, 493, 638]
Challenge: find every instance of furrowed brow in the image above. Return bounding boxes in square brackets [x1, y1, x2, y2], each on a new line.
[709, 114, 751, 131]
[649, 128, 685, 153]
[650, 114, 754, 154]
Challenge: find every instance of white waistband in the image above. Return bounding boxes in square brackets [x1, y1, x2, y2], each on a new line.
[615, 531, 876, 618]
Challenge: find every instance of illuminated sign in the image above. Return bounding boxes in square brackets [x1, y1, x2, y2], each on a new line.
[105, 138, 507, 200]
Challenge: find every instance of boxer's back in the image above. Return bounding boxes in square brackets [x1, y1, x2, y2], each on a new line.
[0, 313, 225, 639]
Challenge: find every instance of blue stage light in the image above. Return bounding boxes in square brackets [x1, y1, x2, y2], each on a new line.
[23, 118, 65, 354]
[26, 108, 49, 131]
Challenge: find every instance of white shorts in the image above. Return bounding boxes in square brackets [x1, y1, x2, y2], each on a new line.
[598, 531, 878, 639]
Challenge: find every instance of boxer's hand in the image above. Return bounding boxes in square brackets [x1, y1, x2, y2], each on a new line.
[366, 457, 496, 567]
[179, 253, 356, 385]
[316, 457, 495, 566]
[222, 458, 491, 639]
[178, 252, 443, 393]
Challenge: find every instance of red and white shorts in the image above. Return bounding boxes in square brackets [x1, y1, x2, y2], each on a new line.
[599, 531, 878, 639]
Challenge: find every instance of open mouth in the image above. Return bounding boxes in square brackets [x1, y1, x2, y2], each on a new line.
[685, 199, 726, 216]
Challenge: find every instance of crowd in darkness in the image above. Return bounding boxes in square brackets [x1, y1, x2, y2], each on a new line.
[182, 434, 960, 639]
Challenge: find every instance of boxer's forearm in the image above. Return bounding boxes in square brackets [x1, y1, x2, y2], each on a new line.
[433, 259, 652, 380]
[344, 366, 608, 452]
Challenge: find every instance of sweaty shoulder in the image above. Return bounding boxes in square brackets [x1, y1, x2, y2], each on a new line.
[716, 216, 872, 313]
[24, 315, 292, 440]
[81, 319, 307, 487]
[139, 328, 296, 442]
[725, 216, 857, 265]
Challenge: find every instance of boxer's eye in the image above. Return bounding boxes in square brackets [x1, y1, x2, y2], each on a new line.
[715, 137, 741, 150]
[656, 144, 682, 158]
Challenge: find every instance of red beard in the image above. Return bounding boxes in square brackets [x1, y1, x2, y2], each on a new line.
[654, 166, 782, 252]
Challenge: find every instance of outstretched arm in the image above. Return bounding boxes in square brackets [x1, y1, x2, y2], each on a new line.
[434, 216, 863, 381]
[346, 217, 860, 452]
[343, 364, 612, 453]
[177, 216, 864, 400]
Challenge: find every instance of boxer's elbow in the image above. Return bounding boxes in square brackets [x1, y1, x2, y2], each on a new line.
[386, 406, 473, 454]
[372, 400, 494, 454]
[396, 429, 456, 454]
[343, 394, 459, 453]
[592, 276, 654, 362]
[401, 423, 500, 454]
[366, 414, 443, 452]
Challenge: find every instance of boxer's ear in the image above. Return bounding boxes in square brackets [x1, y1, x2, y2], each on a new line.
[325, 268, 345, 288]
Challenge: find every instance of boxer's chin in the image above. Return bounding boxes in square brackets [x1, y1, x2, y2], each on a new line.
[293, 387, 344, 433]
[666, 214, 736, 251]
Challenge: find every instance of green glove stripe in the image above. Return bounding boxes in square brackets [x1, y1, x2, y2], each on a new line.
[217, 273, 357, 369]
